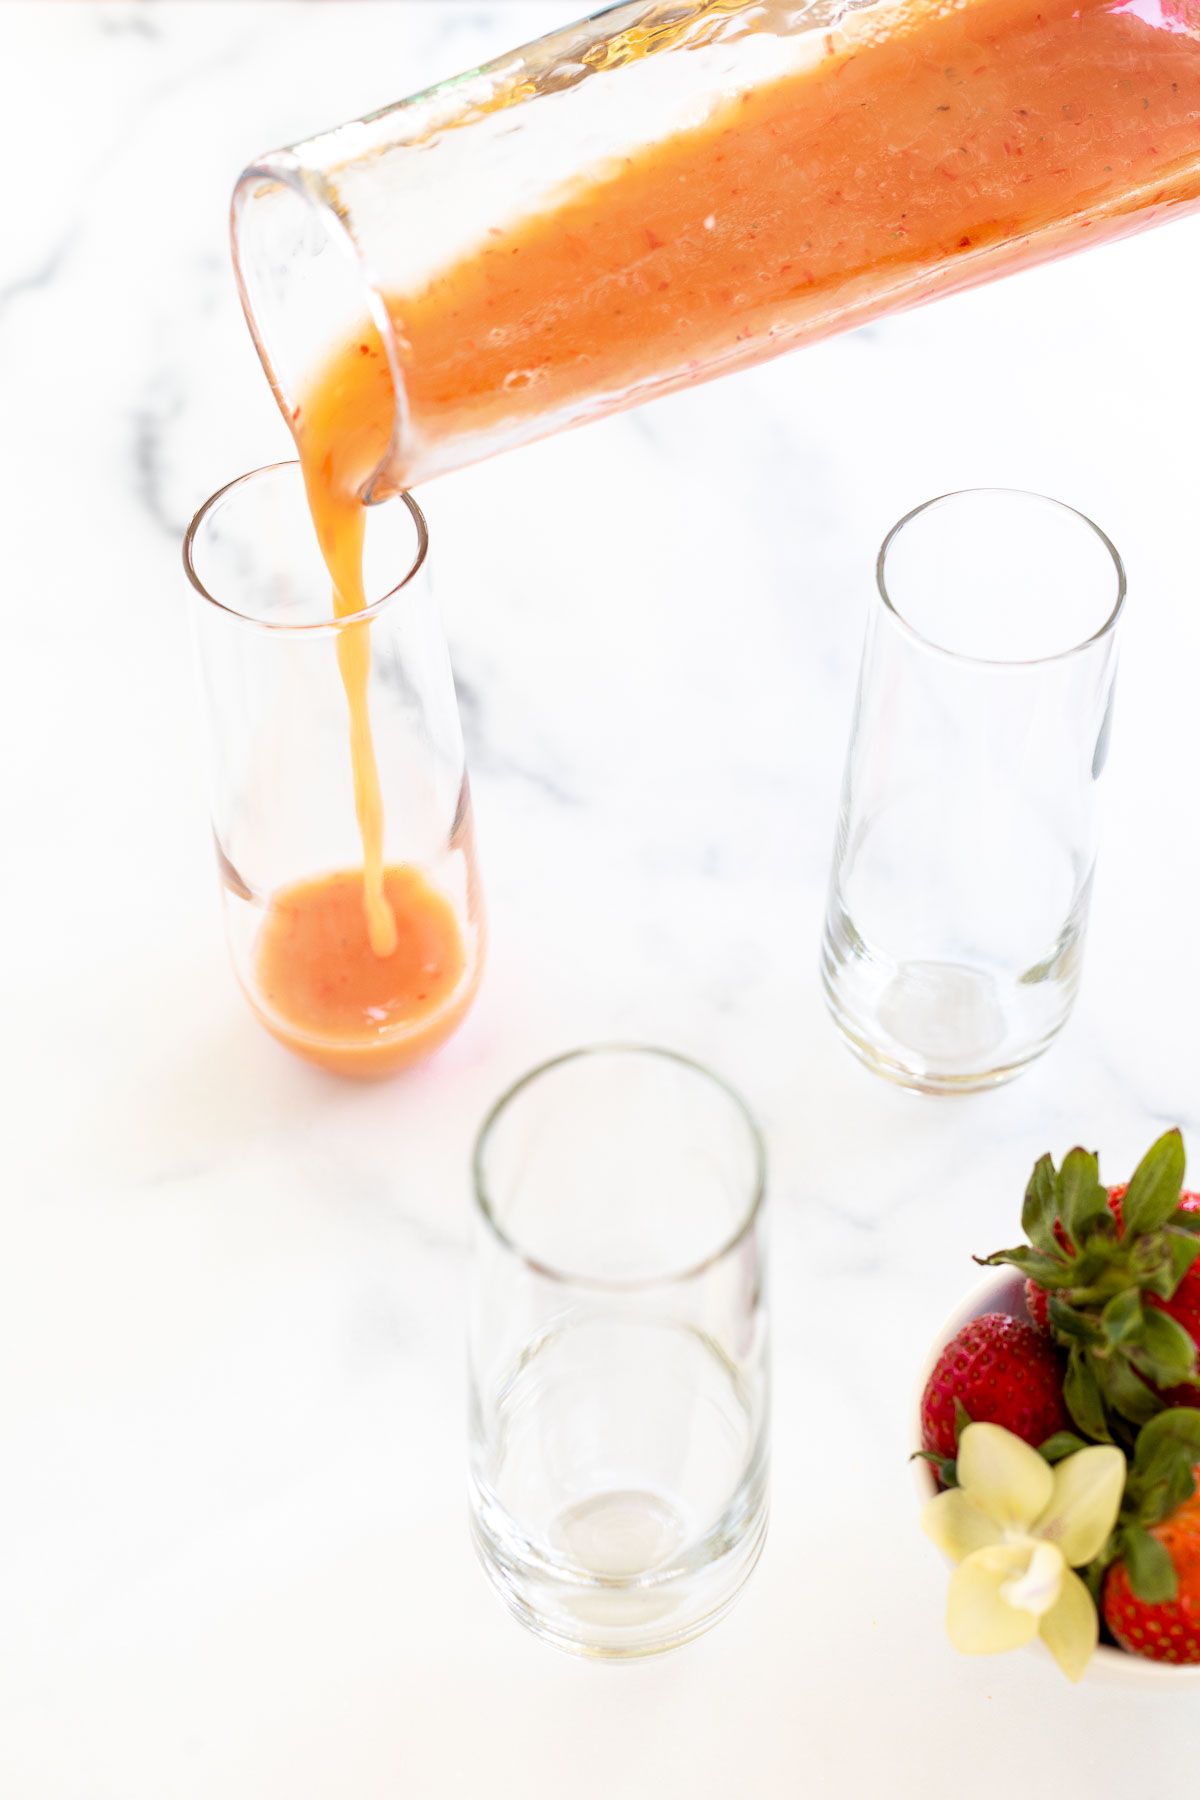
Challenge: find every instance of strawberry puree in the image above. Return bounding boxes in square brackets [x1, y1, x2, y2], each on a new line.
[298, 0, 1200, 492]
[252, 866, 475, 1078]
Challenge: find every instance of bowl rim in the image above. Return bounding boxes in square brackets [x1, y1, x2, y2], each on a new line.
[913, 1267, 1200, 1688]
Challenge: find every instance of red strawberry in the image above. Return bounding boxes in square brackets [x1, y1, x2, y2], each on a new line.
[983, 1132, 1200, 1441]
[1025, 1281, 1051, 1332]
[1024, 1185, 1200, 1408]
[920, 1312, 1069, 1461]
[1103, 1477, 1200, 1664]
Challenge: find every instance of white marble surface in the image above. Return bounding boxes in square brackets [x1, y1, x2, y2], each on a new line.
[5, 3, 1200, 1794]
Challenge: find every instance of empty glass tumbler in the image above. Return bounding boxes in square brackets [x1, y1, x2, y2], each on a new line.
[822, 489, 1124, 1093]
[183, 461, 484, 1077]
[469, 1047, 769, 1657]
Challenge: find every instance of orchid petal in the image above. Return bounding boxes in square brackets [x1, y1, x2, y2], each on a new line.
[946, 1545, 1041, 1656]
[922, 1489, 1005, 1563]
[999, 1539, 1064, 1618]
[1033, 1446, 1126, 1568]
[956, 1423, 1054, 1532]
[1038, 1567, 1099, 1683]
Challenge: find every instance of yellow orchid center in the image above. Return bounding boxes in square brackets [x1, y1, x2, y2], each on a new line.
[921, 1423, 1126, 1682]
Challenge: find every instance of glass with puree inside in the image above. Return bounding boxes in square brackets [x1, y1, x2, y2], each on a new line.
[183, 461, 484, 1077]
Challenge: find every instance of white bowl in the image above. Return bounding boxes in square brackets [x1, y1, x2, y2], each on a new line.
[913, 1269, 1200, 1689]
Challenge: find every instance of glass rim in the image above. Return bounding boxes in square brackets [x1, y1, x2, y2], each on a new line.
[181, 458, 429, 634]
[471, 1043, 767, 1292]
[875, 487, 1127, 669]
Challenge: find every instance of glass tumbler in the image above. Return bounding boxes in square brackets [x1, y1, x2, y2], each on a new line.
[469, 1047, 769, 1658]
[822, 489, 1125, 1094]
[183, 461, 484, 1077]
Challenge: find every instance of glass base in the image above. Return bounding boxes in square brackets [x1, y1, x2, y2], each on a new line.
[470, 1465, 768, 1659]
[821, 930, 1069, 1094]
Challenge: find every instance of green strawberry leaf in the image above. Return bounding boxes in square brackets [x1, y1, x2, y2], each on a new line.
[1132, 1455, 1197, 1527]
[1129, 1235, 1179, 1299]
[975, 1246, 1072, 1286]
[1048, 1295, 1105, 1345]
[1069, 1247, 1127, 1294]
[1022, 1154, 1061, 1255]
[1140, 1308, 1199, 1377]
[1134, 1409, 1200, 1462]
[953, 1398, 972, 1437]
[1096, 1349, 1163, 1426]
[1164, 1228, 1200, 1293]
[1122, 1129, 1186, 1239]
[1065, 1348, 1113, 1442]
[1038, 1431, 1090, 1463]
[1128, 1410, 1200, 1522]
[1101, 1289, 1144, 1347]
[1129, 1349, 1200, 1394]
[1120, 1524, 1178, 1604]
[1060, 1148, 1109, 1248]
[912, 1449, 958, 1487]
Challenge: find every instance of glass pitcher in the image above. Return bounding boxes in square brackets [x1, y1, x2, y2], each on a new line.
[232, 0, 1200, 499]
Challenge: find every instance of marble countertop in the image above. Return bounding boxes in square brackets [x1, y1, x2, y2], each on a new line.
[6, 3, 1200, 1794]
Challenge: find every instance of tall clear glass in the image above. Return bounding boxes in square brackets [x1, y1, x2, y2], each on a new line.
[822, 489, 1125, 1094]
[469, 1047, 769, 1658]
[183, 461, 484, 1078]
[231, 0, 1200, 497]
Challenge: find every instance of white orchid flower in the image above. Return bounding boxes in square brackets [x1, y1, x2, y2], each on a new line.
[922, 1422, 1125, 1681]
